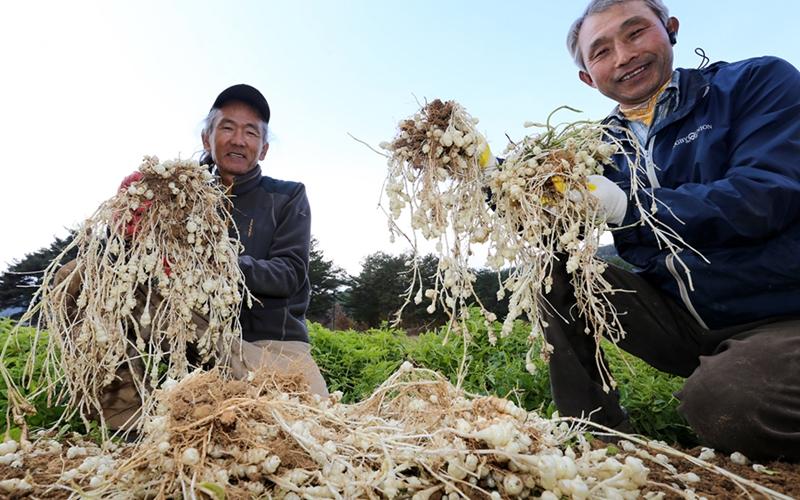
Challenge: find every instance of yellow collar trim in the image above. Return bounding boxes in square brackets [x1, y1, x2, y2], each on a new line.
[619, 80, 671, 126]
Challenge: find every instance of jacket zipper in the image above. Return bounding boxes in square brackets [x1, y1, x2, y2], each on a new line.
[649, 130, 707, 329]
[665, 253, 709, 329]
[644, 132, 660, 189]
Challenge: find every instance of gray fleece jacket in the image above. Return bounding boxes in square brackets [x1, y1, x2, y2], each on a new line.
[226, 165, 311, 343]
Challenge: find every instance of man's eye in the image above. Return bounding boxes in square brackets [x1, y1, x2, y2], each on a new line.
[592, 49, 608, 60]
[630, 28, 645, 38]
[247, 130, 258, 137]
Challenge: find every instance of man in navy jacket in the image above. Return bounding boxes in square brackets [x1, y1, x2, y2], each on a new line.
[547, 0, 800, 460]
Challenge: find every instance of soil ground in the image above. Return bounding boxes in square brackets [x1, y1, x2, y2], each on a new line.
[606, 440, 800, 499]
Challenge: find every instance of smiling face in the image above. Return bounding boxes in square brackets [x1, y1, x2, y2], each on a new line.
[577, 0, 678, 107]
[202, 101, 269, 185]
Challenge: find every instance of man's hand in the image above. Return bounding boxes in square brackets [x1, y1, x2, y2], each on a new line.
[585, 174, 627, 225]
[54, 259, 82, 320]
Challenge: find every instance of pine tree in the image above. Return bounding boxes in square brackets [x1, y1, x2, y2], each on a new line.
[0, 231, 77, 318]
[343, 252, 449, 330]
[306, 237, 348, 324]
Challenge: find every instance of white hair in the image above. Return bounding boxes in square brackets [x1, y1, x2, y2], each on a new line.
[567, 0, 671, 70]
[201, 107, 269, 144]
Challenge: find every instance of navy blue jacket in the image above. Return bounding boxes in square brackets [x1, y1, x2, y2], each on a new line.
[227, 165, 311, 342]
[603, 56, 800, 329]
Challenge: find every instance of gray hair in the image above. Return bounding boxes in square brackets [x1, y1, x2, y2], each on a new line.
[201, 107, 269, 144]
[567, 0, 670, 70]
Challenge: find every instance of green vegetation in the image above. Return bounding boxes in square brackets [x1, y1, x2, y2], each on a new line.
[1, 316, 696, 446]
[0, 319, 65, 437]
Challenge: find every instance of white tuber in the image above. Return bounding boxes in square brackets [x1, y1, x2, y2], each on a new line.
[503, 473, 524, 495]
[66, 446, 88, 459]
[262, 455, 281, 474]
[181, 447, 200, 466]
[0, 453, 20, 466]
[730, 452, 749, 465]
[0, 441, 18, 455]
[0, 478, 32, 493]
[698, 447, 715, 461]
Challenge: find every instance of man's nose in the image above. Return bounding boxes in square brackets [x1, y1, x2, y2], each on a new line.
[614, 40, 637, 67]
[231, 128, 246, 145]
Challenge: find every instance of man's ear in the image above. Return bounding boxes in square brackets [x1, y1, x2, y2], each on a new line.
[202, 132, 211, 151]
[579, 70, 597, 88]
[259, 142, 269, 161]
[666, 17, 679, 39]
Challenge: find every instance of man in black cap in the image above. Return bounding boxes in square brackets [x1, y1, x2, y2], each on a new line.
[55, 84, 327, 432]
[200, 84, 271, 184]
[198, 84, 328, 396]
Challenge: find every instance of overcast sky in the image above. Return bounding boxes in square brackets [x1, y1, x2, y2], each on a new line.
[2, 1, 799, 274]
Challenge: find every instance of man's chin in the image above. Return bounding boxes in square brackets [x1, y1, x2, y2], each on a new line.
[218, 162, 254, 175]
[618, 77, 671, 106]
[609, 86, 660, 107]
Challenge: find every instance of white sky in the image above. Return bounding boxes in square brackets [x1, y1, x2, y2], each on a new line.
[2, 1, 799, 275]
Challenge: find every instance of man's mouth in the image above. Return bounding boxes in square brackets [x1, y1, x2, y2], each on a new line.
[619, 64, 649, 82]
[228, 152, 246, 159]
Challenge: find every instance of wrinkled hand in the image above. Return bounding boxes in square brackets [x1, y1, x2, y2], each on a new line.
[584, 174, 627, 225]
[54, 259, 82, 320]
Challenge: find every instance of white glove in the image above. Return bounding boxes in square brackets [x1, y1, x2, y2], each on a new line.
[586, 174, 628, 225]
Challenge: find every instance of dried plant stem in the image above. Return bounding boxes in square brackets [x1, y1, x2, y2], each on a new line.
[2, 156, 250, 436]
[378, 101, 706, 393]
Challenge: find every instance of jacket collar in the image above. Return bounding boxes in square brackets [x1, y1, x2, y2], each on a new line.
[228, 164, 263, 195]
[666, 63, 719, 120]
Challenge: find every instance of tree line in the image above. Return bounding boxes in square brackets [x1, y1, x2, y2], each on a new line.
[0, 232, 510, 331]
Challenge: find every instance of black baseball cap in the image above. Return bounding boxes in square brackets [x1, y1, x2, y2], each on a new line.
[211, 84, 270, 124]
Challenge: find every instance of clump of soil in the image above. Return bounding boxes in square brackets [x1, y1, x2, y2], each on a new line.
[391, 99, 454, 169]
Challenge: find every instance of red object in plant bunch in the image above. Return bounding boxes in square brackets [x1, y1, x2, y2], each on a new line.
[118, 171, 152, 238]
[117, 171, 171, 277]
[118, 170, 144, 189]
[161, 256, 172, 277]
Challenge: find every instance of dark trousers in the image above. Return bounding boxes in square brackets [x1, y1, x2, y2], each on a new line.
[543, 260, 800, 461]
